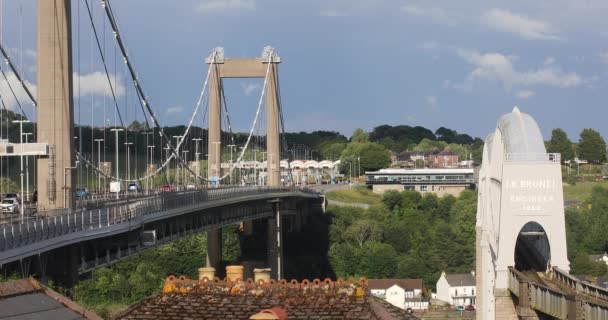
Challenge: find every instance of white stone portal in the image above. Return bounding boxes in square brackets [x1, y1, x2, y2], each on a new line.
[475, 107, 570, 320]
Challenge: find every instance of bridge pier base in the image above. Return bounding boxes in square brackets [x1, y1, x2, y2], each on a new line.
[566, 295, 584, 320]
[516, 280, 540, 319]
[207, 229, 222, 277]
[494, 289, 519, 320]
[267, 202, 283, 280]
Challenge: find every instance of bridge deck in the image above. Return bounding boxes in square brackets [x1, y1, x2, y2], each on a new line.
[0, 186, 319, 266]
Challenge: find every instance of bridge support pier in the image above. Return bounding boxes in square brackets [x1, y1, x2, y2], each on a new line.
[494, 289, 519, 320]
[206, 229, 222, 275]
[566, 295, 584, 320]
[267, 201, 283, 280]
[516, 280, 540, 319]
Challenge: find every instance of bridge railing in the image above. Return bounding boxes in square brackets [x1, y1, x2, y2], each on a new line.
[552, 267, 608, 301]
[508, 267, 569, 319]
[0, 186, 317, 254]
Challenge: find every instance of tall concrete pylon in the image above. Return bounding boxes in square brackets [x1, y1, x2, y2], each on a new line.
[37, 0, 75, 210]
[475, 107, 570, 320]
[204, 47, 282, 272]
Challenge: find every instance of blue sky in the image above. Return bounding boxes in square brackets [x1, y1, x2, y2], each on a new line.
[1, 0, 608, 141]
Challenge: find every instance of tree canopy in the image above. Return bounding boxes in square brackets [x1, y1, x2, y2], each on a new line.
[578, 128, 607, 162]
[547, 128, 574, 163]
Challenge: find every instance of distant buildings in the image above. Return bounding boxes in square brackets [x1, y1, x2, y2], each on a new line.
[365, 168, 475, 196]
[436, 271, 476, 307]
[368, 279, 429, 310]
[590, 252, 608, 266]
[391, 148, 472, 169]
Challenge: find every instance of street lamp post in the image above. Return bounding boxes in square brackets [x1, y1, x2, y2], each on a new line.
[261, 151, 267, 186]
[142, 132, 153, 192]
[212, 141, 221, 185]
[124, 142, 133, 181]
[22, 132, 32, 202]
[109, 128, 124, 199]
[172, 136, 183, 187]
[63, 161, 78, 209]
[193, 138, 202, 184]
[253, 149, 259, 186]
[182, 150, 189, 185]
[12, 119, 29, 217]
[239, 146, 245, 185]
[147, 145, 155, 192]
[94, 139, 104, 192]
[227, 144, 236, 185]
[164, 145, 171, 184]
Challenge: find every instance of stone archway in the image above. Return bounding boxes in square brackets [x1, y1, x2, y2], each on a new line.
[514, 221, 551, 271]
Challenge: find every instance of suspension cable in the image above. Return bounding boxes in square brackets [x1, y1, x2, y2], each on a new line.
[84, 0, 124, 126]
[0, 65, 27, 118]
[0, 44, 35, 107]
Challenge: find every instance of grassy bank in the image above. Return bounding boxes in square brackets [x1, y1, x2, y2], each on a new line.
[325, 185, 382, 205]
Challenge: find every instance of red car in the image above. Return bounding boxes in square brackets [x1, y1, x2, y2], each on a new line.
[162, 185, 175, 192]
[465, 305, 476, 311]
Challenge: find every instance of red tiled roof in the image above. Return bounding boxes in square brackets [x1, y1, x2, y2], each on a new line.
[114, 276, 414, 320]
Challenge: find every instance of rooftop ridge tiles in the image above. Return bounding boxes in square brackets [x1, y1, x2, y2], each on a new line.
[162, 275, 368, 299]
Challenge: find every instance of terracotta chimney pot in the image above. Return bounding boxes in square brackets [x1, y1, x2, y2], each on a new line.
[226, 265, 244, 282]
[198, 267, 216, 281]
[253, 268, 272, 283]
[250, 307, 288, 320]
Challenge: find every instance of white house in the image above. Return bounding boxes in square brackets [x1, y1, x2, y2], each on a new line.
[368, 279, 428, 310]
[590, 253, 608, 266]
[436, 271, 476, 307]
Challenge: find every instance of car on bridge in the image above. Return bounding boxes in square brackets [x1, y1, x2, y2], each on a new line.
[465, 305, 475, 311]
[74, 188, 89, 198]
[1, 198, 20, 214]
[162, 184, 175, 192]
[127, 183, 141, 192]
[455, 305, 465, 312]
[2, 193, 20, 201]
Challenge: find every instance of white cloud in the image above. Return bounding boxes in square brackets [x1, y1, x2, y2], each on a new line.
[426, 96, 438, 110]
[74, 72, 125, 97]
[320, 10, 350, 17]
[457, 49, 583, 88]
[400, 4, 451, 23]
[241, 82, 260, 95]
[516, 90, 535, 99]
[480, 9, 560, 41]
[0, 71, 37, 111]
[165, 106, 184, 115]
[543, 57, 555, 66]
[196, 0, 255, 14]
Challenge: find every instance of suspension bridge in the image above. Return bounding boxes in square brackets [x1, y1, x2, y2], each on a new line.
[476, 107, 608, 319]
[0, 0, 324, 285]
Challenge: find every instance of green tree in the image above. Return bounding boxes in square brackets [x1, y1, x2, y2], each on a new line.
[547, 128, 574, 163]
[344, 219, 383, 247]
[570, 252, 608, 276]
[340, 142, 391, 175]
[320, 142, 346, 161]
[0, 177, 18, 193]
[578, 128, 607, 162]
[351, 128, 369, 143]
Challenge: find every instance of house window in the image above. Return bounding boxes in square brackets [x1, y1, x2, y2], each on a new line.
[472, 289, 475, 296]
[420, 185, 428, 192]
[455, 289, 458, 296]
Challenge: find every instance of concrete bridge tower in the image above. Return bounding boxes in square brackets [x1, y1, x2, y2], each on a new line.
[476, 107, 570, 320]
[36, 0, 75, 210]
